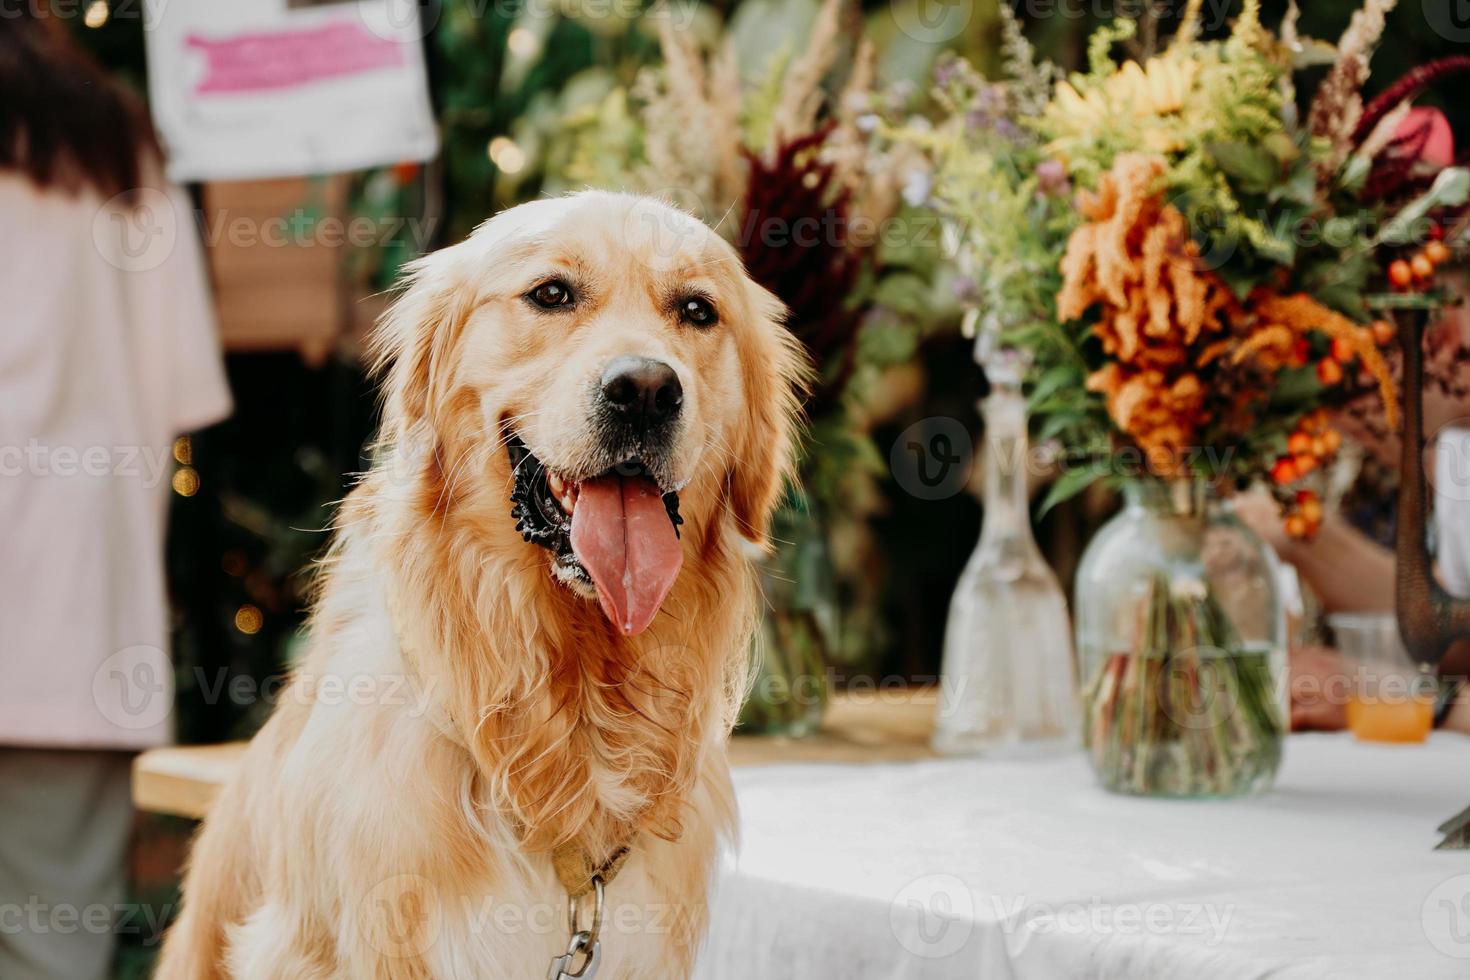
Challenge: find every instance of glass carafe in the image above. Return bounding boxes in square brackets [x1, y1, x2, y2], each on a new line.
[1074, 481, 1288, 797]
[933, 364, 1080, 756]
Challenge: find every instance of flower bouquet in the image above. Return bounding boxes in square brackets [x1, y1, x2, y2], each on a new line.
[898, 0, 1470, 794]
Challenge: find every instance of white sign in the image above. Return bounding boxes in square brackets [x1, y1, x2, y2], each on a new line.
[143, 0, 438, 182]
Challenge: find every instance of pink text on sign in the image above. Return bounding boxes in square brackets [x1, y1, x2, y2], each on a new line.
[186, 21, 406, 95]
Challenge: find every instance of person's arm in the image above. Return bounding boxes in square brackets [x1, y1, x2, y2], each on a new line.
[1236, 490, 1397, 613]
[1274, 514, 1397, 613]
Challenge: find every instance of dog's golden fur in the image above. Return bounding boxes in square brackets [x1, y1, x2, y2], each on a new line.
[155, 193, 806, 978]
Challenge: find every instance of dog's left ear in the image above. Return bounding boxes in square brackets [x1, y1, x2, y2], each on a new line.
[728, 281, 810, 547]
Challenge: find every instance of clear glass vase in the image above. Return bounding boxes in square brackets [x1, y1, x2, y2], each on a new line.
[1074, 480, 1288, 797]
[933, 368, 1080, 756]
[737, 494, 834, 737]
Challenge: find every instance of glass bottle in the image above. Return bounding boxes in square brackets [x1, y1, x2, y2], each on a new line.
[933, 357, 1080, 756]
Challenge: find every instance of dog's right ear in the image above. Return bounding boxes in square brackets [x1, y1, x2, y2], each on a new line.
[368, 251, 474, 435]
[728, 280, 811, 548]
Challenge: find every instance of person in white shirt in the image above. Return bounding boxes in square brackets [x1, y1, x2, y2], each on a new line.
[0, 15, 231, 979]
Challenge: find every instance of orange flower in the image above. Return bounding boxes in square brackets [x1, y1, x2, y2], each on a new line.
[1087, 365, 1208, 475]
[1060, 154, 1238, 474]
[1248, 290, 1400, 428]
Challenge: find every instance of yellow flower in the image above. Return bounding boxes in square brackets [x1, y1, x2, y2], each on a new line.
[1106, 57, 1198, 118]
[1052, 79, 1113, 128]
[1045, 56, 1200, 144]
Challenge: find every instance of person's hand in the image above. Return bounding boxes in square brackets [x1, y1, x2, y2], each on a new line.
[1289, 645, 1352, 731]
[1232, 486, 1291, 555]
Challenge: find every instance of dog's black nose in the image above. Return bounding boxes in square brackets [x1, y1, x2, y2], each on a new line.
[600, 356, 682, 425]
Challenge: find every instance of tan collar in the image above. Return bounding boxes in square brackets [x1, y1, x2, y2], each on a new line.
[552, 842, 632, 898]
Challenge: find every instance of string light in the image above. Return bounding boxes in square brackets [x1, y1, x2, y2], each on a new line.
[234, 604, 264, 635]
[83, 0, 108, 28]
[172, 467, 200, 497]
[487, 136, 526, 175]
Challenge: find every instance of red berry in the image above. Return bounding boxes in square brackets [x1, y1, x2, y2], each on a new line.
[1331, 337, 1356, 363]
[1272, 457, 1299, 485]
[1301, 495, 1324, 524]
[1389, 259, 1414, 288]
[1317, 358, 1343, 386]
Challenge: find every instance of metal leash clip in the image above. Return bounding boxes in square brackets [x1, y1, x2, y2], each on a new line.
[548, 875, 604, 980]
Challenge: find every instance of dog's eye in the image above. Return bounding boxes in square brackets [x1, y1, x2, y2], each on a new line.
[527, 280, 574, 310]
[678, 296, 718, 327]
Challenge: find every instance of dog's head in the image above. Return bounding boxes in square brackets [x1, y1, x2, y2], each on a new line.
[372, 192, 807, 635]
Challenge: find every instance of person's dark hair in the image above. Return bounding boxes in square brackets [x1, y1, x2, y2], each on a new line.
[0, 15, 162, 199]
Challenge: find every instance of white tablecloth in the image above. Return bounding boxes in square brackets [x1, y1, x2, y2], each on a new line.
[696, 733, 1470, 979]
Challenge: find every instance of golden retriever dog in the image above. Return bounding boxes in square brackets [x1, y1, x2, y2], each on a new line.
[155, 192, 806, 979]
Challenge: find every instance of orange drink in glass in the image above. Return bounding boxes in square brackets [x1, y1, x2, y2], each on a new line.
[1344, 693, 1434, 743]
[1328, 613, 1437, 744]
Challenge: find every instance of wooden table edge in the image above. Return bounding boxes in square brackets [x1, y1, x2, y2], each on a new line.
[133, 689, 939, 820]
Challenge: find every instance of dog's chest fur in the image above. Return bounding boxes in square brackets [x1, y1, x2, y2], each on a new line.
[224, 536, 735, 979]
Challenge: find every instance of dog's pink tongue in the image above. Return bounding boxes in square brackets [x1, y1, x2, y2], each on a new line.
[570, 474, 683, 635]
